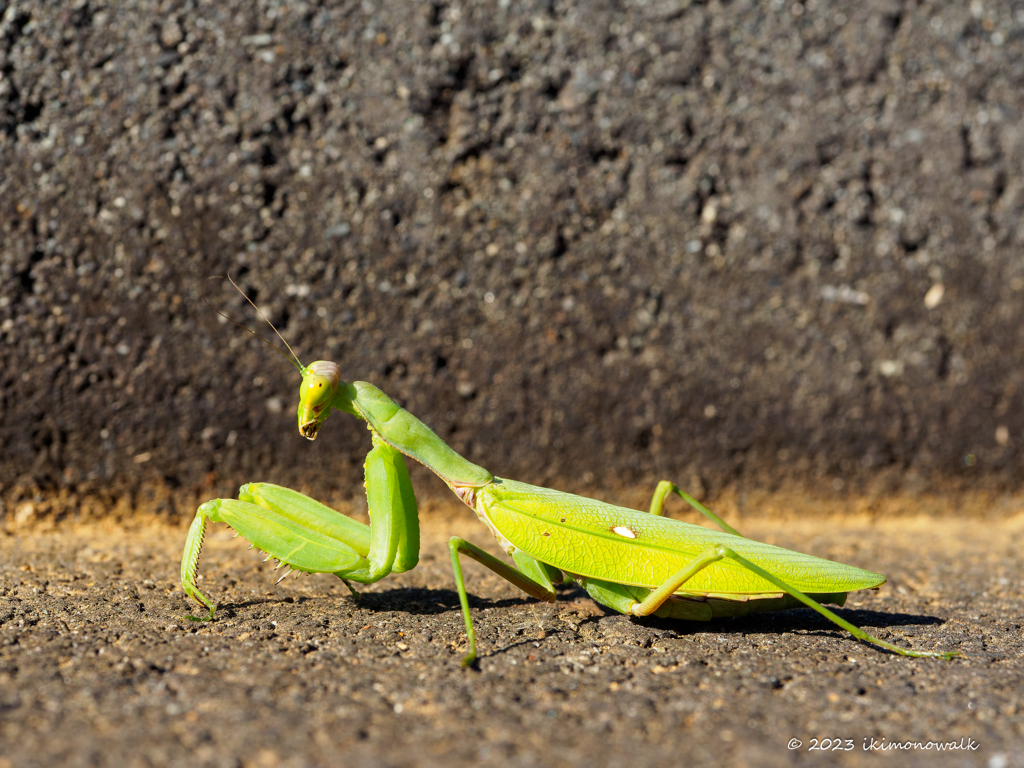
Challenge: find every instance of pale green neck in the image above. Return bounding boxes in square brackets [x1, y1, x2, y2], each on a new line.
[344, 381, 493, 488]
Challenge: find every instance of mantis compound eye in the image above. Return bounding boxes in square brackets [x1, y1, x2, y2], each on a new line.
[300, 373, 334, 409]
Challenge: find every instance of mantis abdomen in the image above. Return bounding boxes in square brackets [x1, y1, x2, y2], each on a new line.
[476, 477, 885, 598]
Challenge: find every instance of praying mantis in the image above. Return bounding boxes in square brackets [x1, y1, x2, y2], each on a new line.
[180, 279, 959, 665]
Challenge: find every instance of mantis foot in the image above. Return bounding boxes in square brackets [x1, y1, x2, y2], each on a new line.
[340, 578, 361, 600]
[183, 606, 216, 622]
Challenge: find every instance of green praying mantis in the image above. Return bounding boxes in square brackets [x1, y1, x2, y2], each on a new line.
[181, 278, 958, 665]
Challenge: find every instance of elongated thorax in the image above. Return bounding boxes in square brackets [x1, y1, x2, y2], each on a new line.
[347, 381, 493, 489]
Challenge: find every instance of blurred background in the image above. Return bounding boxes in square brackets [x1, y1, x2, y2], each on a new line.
[2, 0, 1023, 524]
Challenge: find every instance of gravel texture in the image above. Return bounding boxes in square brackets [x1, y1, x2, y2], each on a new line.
[1, 512, 1022, 768]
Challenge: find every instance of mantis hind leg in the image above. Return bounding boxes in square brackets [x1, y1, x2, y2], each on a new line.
[647, 481, 743, 537]
[578, 577, 849, 621]
[713, 546, 958, 659]
[448, 538, 560, 667]
[617, 544, 957, 660]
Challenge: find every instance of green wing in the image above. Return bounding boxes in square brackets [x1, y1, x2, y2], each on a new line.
[479, 478, 884, 597]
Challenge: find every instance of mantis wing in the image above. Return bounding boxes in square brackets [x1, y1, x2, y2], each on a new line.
[477, 478, 884, 597]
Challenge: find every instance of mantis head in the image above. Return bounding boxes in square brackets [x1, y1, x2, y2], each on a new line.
[298, 360, 342, 440]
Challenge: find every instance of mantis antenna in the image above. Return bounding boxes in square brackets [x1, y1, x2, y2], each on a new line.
[203, 273, 305, 374]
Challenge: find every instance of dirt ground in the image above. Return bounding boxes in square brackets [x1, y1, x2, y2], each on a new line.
[1, 496, 1021, 768]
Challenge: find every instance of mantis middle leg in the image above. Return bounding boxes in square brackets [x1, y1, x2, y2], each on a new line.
[448, 538, 562, 666]
[647, 481, 743, 537]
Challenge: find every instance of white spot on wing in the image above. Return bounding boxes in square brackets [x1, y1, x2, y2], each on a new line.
[612, 526, 637, 539]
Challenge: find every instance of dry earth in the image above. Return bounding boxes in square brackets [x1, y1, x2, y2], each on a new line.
[1, 499, 1022, 768]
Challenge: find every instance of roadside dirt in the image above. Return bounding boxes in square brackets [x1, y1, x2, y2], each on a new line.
[2, 498, 1021, 768]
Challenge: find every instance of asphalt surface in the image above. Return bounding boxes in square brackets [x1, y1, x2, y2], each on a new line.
[1, 497, 1021, 768]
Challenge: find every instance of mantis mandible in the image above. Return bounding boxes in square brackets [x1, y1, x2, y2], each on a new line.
[181, 279, 958, 665]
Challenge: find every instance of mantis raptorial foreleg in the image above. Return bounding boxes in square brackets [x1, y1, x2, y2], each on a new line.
[239, 483, 370, 553]
[357, 432, 420, 582]
[181, 436, 420, 620]
[180, 496, 369, 620]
